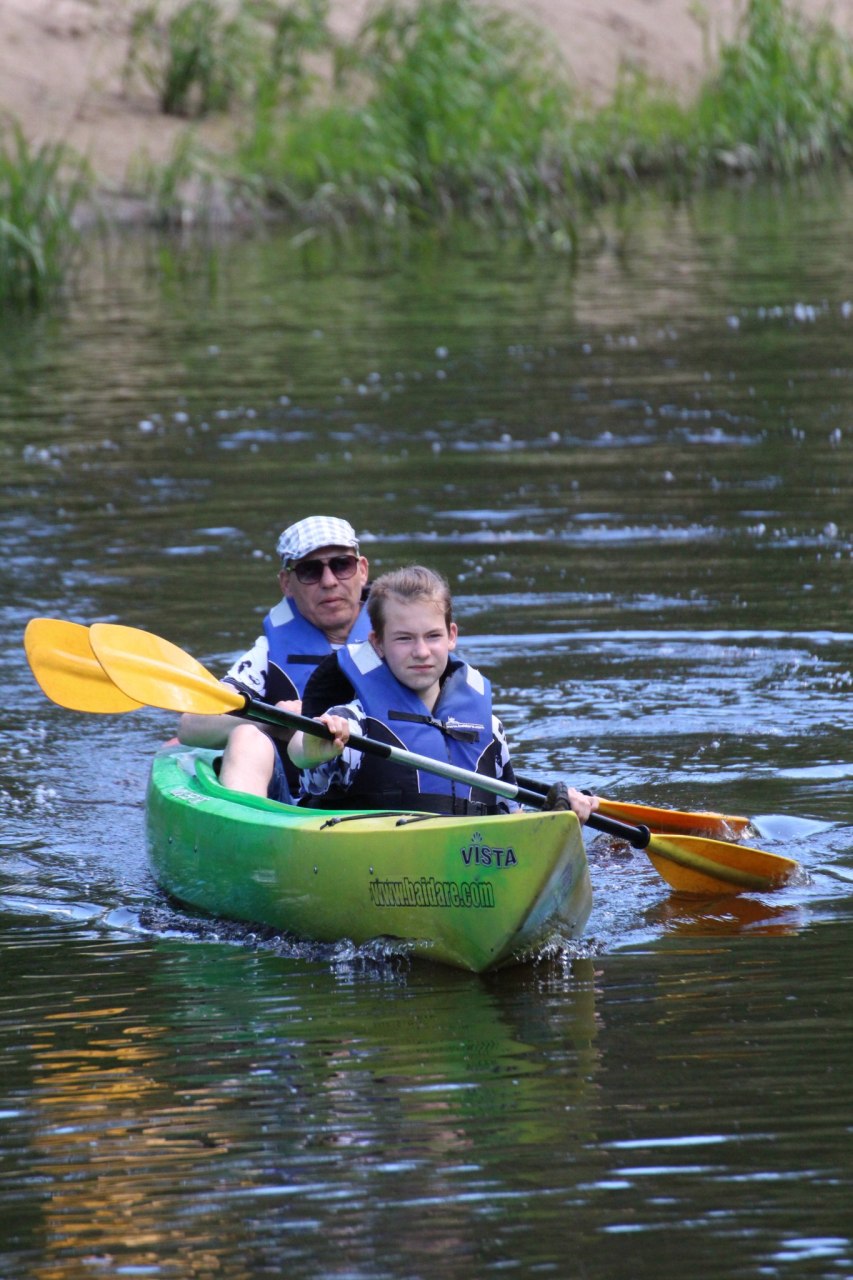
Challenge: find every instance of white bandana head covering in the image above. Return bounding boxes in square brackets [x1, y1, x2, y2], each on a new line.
[276, 515, 360, 568]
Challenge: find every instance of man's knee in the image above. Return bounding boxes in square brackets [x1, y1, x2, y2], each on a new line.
[227, 722, 273, 761]
[220, 724, 276, 795]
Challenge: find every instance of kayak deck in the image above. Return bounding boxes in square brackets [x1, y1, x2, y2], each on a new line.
[146, 745, 593, 973]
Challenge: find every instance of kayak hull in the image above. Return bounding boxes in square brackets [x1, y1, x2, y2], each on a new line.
[146, 745, 593, 973]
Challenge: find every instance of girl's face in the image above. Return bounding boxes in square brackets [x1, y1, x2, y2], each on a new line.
[371, 597, 457, 711]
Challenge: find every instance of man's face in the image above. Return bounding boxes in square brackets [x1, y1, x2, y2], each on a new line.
[279, 544, 369, 642]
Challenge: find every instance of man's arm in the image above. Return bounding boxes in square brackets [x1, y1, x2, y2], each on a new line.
[178, 634, 269, 747]
[177, 710, 245, 747]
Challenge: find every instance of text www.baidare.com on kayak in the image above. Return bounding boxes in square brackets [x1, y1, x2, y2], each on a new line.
[369, 876, 495, 909]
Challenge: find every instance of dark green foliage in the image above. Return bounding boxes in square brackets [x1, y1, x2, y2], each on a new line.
[125, 0, 333, 118]
[126, 0, 260, 117]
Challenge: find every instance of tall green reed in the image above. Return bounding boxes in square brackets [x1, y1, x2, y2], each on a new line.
[0, 124, 89, 307]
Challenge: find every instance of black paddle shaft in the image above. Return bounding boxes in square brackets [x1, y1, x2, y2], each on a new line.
[517, 775, 651, 848]
[235, 694, 651, 849]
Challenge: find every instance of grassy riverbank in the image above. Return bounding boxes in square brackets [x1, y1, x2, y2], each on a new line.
[236, 0, 853, 236]
[2, 0, 852, 302]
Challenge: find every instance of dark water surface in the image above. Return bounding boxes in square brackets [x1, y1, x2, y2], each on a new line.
[1, 176, 852, 1277]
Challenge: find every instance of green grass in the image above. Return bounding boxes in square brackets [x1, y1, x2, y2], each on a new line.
[0, 123, 89, 307]
[238, 0, 579, 241]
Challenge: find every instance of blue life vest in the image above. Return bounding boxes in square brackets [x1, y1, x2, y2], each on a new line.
[263, 597, 371, 702]
[330, 640, 501, 813]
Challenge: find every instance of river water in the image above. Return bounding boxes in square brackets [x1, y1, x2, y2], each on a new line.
[1, 175, 852, 1278]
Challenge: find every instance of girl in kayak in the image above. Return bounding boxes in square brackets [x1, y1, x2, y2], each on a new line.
[288, 565, 597, 821]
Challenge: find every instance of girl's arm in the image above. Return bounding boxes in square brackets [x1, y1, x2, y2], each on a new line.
[288, 713, 351, 768]
[289, 702, 366, 800]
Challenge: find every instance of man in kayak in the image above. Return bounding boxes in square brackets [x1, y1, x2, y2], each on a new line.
[288, 565, 597, 822]
[177, 514, 370, 800]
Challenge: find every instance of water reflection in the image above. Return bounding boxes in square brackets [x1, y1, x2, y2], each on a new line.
[8, 937, 601, 1275]
[5, 921, 853, 1277]
[651, 891, 807, 937]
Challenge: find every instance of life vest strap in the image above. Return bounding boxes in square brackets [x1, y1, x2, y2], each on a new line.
[388, 709, 480, 744]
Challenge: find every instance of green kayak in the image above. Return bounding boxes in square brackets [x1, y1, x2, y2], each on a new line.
[147, 745, 593, 973]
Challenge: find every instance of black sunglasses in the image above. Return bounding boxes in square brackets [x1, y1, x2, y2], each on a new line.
[291, 553, 359, 585]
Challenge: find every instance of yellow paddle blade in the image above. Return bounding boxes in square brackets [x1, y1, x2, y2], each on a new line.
[597, 797, 751, 840]
[89, 623, 245, 715]
[24, 618, 143, 713]
[645, 831, 799, 895]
